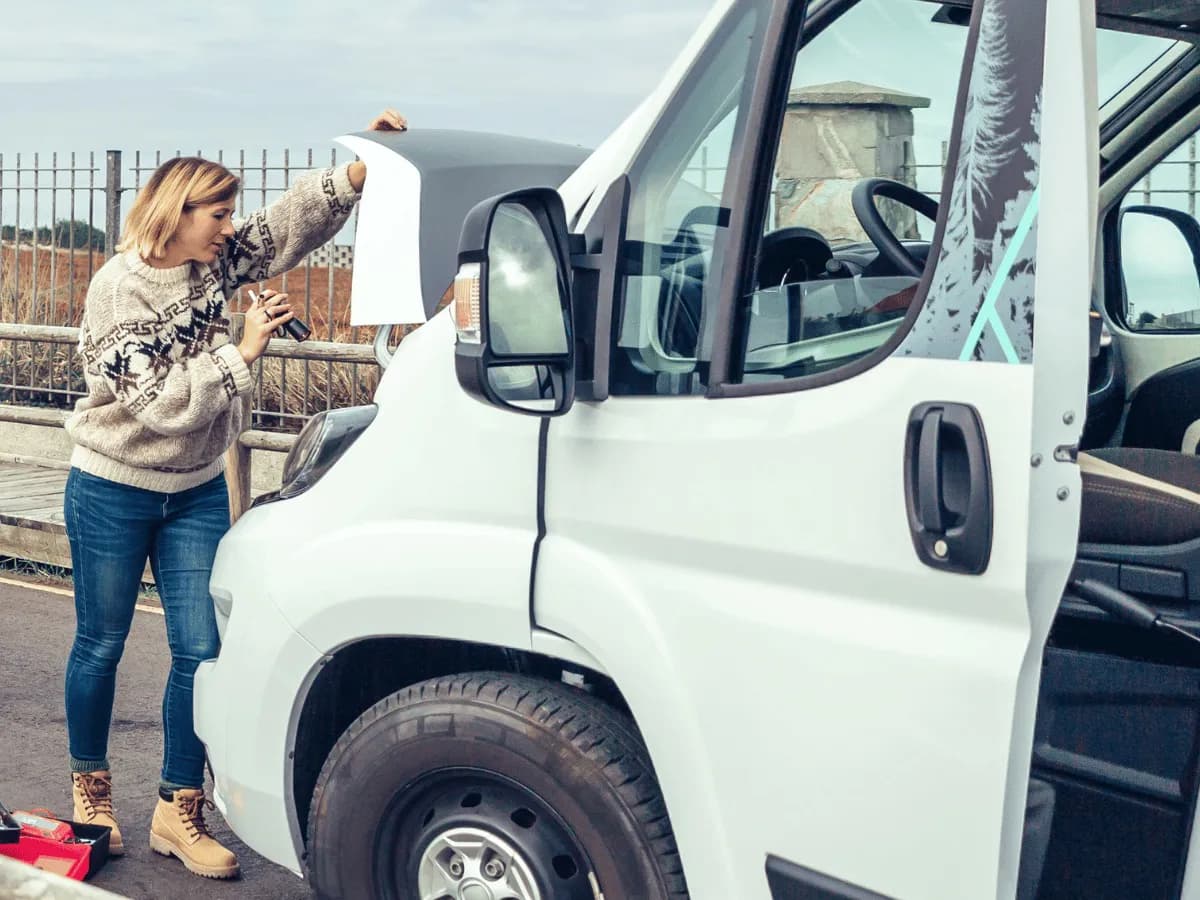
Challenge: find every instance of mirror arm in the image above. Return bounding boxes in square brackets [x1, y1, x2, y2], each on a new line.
[570, 250, 604, 272]
[373, 324, 395, 370]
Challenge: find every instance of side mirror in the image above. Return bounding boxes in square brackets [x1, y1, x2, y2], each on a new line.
[452, 187, 575, 416]
[1119, 205, 1200, 331]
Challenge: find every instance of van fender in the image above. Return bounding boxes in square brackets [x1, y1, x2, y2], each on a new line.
[532, 534, 743, 898]
[271, 522, 537, 652]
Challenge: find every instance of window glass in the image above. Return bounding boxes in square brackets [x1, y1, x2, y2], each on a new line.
[1098, 28, 1184, 328]
[610, 2, 766, 396]
[732, 0, 967, 383]
[729, 0, 1174, 382]
[1114, 81, 1200, 332]
[1098, 31, 1178, 108]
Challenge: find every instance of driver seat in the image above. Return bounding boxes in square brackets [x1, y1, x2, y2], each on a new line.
[1079, 448, 1200, 546]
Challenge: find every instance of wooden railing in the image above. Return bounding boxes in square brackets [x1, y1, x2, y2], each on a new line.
[0, 317, 378, 521]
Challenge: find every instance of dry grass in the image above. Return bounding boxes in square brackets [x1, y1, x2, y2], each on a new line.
[0, 244, 406, 430]
[251, 351, 380, 431]
[0, 555, 74, 587]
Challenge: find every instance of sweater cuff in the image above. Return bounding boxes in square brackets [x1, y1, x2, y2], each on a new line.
[331, 162, 362, 203]
[215, 343, 254, 397]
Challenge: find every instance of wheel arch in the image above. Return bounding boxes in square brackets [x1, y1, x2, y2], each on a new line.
[286, 635, 634, 867]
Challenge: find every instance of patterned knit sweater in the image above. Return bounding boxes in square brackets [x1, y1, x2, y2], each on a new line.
[65, 163, 360, 493]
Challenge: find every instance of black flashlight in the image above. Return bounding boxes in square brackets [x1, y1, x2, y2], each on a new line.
[249, 290, 311, 342]
[281, 316, 312, 342]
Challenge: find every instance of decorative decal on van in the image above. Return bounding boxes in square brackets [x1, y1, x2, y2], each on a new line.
[957, 185, 1040, 362]
[899, 0, 1045, 363]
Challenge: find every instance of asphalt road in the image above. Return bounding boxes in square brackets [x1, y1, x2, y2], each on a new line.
[0, 575, 311, 900]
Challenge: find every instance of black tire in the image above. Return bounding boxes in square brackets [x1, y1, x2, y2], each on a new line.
[307, 671, 689, 900]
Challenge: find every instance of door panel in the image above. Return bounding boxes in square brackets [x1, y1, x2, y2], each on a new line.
[537, 358, 1037, 898]
[535, 0, 1093, 896]
[1118, 334, 1200, 400]
[1032, 634, 1200, 900]
[1122, 357, 1200, 451]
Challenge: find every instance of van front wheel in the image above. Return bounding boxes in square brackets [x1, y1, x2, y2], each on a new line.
[306, 672, 689, 900]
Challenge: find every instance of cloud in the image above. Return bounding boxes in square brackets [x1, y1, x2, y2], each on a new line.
[1, 0, 712, 150]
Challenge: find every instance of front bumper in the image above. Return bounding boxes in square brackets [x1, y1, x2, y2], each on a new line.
[194, 547, 322, 876]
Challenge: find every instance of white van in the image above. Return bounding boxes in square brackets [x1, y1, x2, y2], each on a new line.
[195, 0, 1200, 897]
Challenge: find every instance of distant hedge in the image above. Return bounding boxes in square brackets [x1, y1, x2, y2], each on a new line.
[1, 220, 105, 251]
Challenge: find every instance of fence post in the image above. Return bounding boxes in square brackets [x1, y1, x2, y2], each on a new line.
[224, 313, 253, 523]
[104, 150, 121, 259]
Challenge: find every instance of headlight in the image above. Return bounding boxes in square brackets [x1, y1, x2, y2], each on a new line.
[211, 586, 234, 640]
[277, 404, 378, 500]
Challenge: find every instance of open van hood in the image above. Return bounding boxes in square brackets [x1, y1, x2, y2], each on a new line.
[335, 129, 589, 325]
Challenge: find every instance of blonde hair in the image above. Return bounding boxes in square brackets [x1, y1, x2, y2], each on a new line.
[117, 157, 239, 261]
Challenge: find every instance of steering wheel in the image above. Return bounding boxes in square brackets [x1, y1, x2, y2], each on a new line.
[757, 226, 833, 288]
[851, 178, 939, 279]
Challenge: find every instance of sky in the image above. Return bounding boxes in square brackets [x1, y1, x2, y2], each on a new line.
[1, 1, 713, 158]
[2, 0, 1178, 171]
[0, 0, 1181, 244]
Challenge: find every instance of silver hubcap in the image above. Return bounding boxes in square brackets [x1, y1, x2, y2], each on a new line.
[417, 826, 542, 900]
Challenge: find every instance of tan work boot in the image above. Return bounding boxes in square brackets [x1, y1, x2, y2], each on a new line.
[149, 788, 239, 879]
[71, 770, 123, 856]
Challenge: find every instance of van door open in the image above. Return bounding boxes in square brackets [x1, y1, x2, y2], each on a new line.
[531, 0, 1095, 896]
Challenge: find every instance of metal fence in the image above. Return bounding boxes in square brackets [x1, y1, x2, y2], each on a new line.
[690, 128, 1200, 217]
[7, 135, 1200, 425]
[1129, 134, 1200, 213]
[0, 147, 377, 431]
[905, 136, 1200, 212]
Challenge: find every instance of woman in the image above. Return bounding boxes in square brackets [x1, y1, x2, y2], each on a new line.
[62, 109, 406, 879]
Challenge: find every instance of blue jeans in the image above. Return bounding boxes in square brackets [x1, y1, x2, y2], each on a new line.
[64, 468, 228, 789]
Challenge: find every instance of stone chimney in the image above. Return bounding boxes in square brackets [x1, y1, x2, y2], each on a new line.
[774, 81, 931, 243]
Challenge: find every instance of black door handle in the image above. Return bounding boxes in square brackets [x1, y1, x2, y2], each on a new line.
[916, 408, 944, 533]
[904, 402, 993, 575]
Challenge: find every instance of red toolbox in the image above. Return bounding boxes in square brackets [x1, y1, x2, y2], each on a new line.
[0, 802, 110, 880]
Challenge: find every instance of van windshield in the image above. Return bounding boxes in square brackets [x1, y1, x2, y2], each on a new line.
[1099, 32, 1179, 107]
